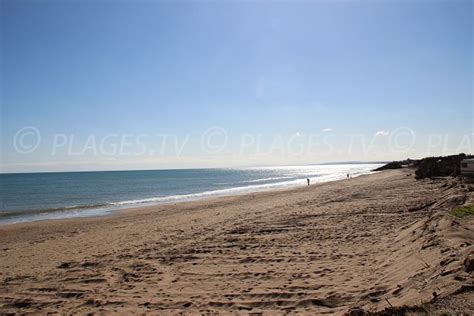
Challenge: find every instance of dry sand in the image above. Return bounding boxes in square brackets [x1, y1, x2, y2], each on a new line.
[0, 169, 473, 314]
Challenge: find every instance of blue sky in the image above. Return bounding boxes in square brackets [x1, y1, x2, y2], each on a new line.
[1, 0, 472, 172]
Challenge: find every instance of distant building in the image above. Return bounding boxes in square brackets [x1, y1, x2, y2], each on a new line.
[461, 159, 474, 177]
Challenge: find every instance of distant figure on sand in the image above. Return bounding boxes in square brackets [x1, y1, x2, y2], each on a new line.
[307, 178, 310, 186]
[347, 173, 350, 179]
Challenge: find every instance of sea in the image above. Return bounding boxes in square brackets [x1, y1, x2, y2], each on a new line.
[0, 163, 383, 225]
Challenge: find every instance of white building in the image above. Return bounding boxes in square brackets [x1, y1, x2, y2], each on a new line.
[461, 158, 474, 176]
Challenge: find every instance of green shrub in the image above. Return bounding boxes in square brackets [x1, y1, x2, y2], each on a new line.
[450, 205, 474, 218]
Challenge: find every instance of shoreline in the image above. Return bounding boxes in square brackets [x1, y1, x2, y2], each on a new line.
[0, 169, 378, 226]
[1, 169, 472, 314]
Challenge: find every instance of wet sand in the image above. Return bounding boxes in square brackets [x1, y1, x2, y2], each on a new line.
[0, 169, 472, 314]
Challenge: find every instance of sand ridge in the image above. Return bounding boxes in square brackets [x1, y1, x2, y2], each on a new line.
[0, 169, 472, 314]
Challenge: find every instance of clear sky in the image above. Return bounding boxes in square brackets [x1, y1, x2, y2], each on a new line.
[1, 0, 472, 172]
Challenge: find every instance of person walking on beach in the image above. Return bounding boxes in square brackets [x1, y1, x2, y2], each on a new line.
[307, 178, 310, 186]
[347, 173, 350, 179]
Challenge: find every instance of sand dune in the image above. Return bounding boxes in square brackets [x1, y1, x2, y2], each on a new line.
[0, 169, 472, 314]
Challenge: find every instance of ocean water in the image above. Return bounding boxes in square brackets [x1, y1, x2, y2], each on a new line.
[0, 163, 382, 224]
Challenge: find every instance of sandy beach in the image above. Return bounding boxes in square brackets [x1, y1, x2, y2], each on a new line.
[0, 169, 473, 314]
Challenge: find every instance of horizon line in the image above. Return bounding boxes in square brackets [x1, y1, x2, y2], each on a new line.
[0, 161, 389, 175]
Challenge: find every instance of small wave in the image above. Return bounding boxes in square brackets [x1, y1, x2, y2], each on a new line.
[216, 175, 295, 185]
[0, 203, 111, 219]
[240, 176, 295, 183]
[111, 178, 309, 206]
[110, 172, 367, 207]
